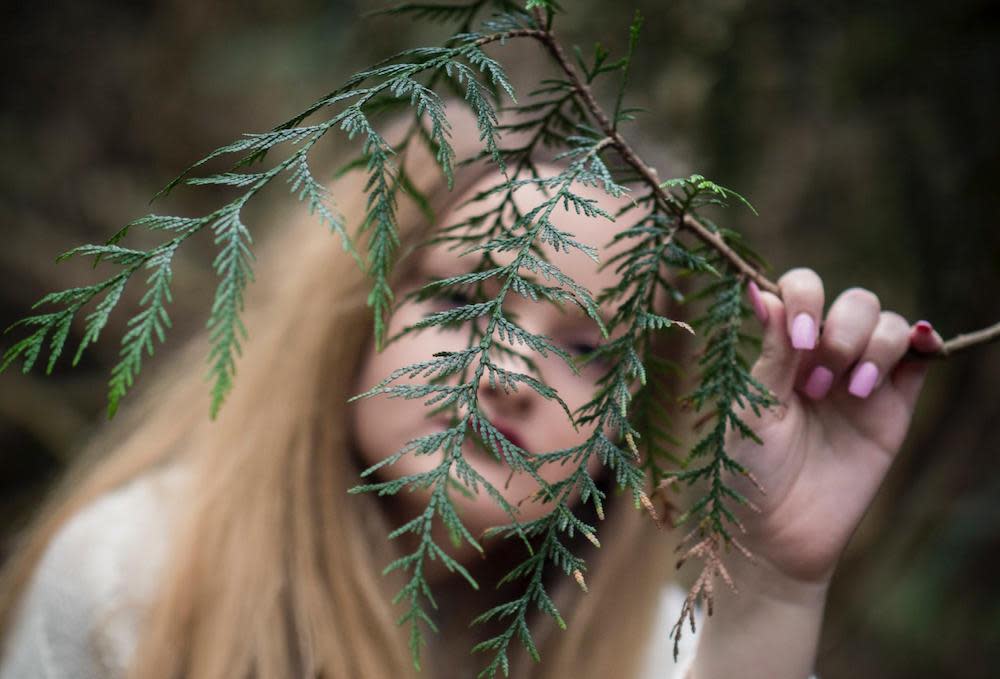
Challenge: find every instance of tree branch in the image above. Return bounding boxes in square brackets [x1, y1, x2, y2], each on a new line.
[473, 28, 547, 48]
[940, 320, 1000, 357]
[529, 26, 774, 292]
[520, 14, 996, 360]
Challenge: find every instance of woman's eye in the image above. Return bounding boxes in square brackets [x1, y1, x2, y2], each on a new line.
[428, 288, 471, 310]
[569, 342, 598, 356]
[568, 341, 608, 367]
[441, 290, 471, 308]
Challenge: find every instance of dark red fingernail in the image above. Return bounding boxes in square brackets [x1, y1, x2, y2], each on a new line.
[915, 320, 933, 335]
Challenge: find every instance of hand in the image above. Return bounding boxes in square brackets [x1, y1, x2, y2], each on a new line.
[725, 268, 943, 587]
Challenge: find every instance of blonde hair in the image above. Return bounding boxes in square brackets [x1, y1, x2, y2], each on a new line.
[0, 107, 683, 678]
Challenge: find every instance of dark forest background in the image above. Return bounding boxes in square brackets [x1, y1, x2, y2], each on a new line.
[2, 1, 998, 677]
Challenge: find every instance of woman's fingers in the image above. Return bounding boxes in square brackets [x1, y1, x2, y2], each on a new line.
[748, 270, 941, 408]
[839, 310, 911, 399]
[798, 288, 882, 400]
[780, 268, 825, 351]
[748, 287, 793, 401]
[908, 320, 944, 354]
[747, 268, 824, 401]
[891, 320, 944, 409]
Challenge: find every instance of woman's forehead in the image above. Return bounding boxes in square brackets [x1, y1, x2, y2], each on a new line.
[422, 169, 636, 297]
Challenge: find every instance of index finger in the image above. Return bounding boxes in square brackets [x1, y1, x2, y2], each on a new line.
[778, 268, 825, 351]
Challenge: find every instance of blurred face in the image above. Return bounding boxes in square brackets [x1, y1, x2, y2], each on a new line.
[350, 166, 641, 553]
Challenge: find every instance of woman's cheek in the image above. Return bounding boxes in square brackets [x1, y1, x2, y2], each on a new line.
[545, 354, 605, 416]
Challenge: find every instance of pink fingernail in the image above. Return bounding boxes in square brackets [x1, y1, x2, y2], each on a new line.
[747, 281, 769, 324]
[790, 313, 816, 350]
[803, 365, 834, 400]
[914, 320, 933, 335]
[848, 361, 879, 399]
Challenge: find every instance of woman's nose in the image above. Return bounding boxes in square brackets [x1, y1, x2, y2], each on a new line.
[477, 345, 535, 418]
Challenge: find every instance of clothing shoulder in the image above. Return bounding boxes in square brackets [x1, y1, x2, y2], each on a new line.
[635, 583, 701, 679]
[635, 583, 820, 679]
[0, 464, 189, 679]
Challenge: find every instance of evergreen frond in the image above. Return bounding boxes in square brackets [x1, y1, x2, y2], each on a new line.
[374, 2, 483, 24]
[671, 274, 777, 539]
[286, 150, 361, 267]
[106, 243, 178, 417]
[660, 174, 758, 216]
[0, 10, 794, 677]
[205, 202, 255, 417]
[612, 11, 643, 130]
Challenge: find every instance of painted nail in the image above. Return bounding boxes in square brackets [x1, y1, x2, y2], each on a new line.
[747, 281, 769, 324]
[790, 313, 817, 350]
[915, 320, 933, 335]
[803, 365, 834, 400]
[848, 361, 879, 399]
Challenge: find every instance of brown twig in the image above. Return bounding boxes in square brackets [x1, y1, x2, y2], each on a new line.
[489, 12, 1000, 663]
[529, 25, 778, 294]
[669, 531, 735, 660]
[513, 14, 998, 361]
[939, 321, 1000, 357]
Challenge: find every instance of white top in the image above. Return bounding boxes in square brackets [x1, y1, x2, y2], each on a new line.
[0, 468, 700, 679]
[0, 466, 187, 679]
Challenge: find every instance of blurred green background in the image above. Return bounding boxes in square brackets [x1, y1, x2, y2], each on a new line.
[1, 1, 998, 677]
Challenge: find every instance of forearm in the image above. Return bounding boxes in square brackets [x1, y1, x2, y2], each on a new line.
[686, 555, 829, 679]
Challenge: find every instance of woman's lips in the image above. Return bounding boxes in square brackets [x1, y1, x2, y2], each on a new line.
[438, 416, 527, 454]
[491, 422, 526, 451]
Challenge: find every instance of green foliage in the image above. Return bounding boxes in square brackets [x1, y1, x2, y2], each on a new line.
[612, 11, 644, 130]
[674, 274, 777, 534]
[661, 174, 759, 217]
[2, 2, 780, 676]
[2, 9, 521, 413]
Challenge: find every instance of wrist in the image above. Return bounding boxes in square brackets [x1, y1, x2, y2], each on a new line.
[689, 546, 828, 679]
[728, 508, 843, 595]
[719, 546, 831, 611]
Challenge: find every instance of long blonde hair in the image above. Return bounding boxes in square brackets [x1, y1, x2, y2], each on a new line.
[0, 107, 682, 678]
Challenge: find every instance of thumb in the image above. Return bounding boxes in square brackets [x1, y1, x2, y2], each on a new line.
[747, 283, 801, 402]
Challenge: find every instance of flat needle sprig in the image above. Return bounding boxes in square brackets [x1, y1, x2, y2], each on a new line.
[521, 4, 998, 358]
[2, 3, 997, 678]
[352, 134, 632, 674]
